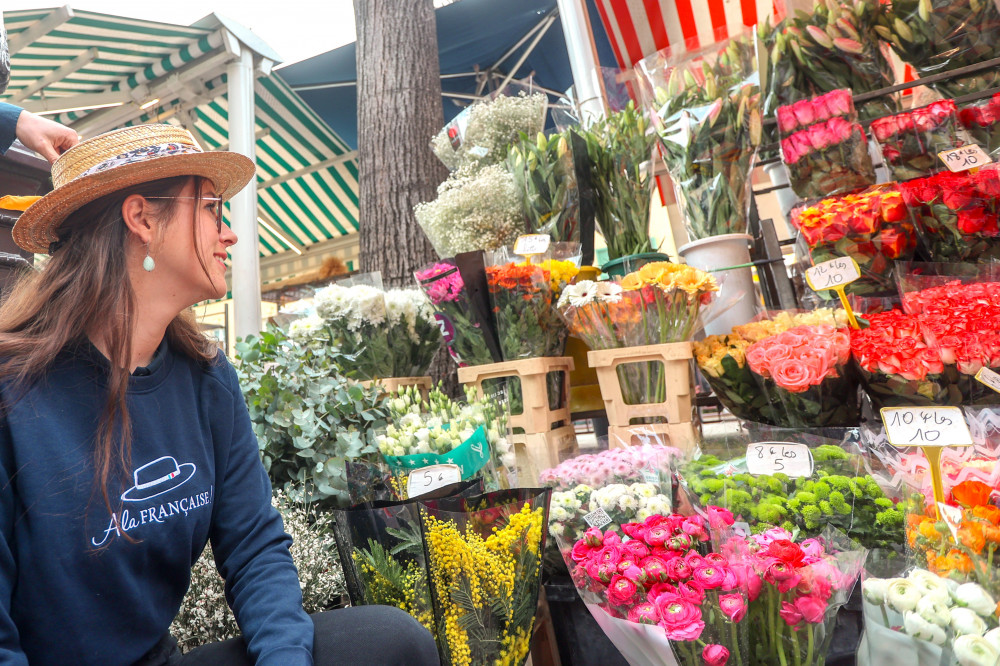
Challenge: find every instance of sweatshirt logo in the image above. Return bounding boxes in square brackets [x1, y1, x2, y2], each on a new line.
[121, 456, 196, 502]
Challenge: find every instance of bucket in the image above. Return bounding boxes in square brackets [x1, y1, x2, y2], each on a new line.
[762, 162, 800, 225]
[678, 233, 759, 337]
[600, 252, 672, 278]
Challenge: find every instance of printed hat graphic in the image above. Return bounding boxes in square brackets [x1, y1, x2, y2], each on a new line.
[120, 456, 196, 502]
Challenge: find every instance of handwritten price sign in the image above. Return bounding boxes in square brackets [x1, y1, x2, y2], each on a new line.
[407, 464, 461, 498]
[939, 144, 993, 173]
[805, 257, 861, 291]
[881, 406, 973, 447]
[513, 234, 551, 257]
[746, 443, 814, 478]
[976, 367, 1000, 395]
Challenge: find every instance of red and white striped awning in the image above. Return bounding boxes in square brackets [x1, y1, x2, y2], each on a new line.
[593, 0, 779, 68]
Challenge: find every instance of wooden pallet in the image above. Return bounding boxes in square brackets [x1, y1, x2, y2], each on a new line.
[458, 357, 574, 435]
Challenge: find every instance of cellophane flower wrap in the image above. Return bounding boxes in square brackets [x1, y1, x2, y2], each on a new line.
[507, 130, 580, 242]
[760, 0, 897, 121]
[567, 508, 751, 666]
[960, 93, 1000, 158]
[384, 288, 442, 376]
[312, 276, 393, 380]
[377, 385, 513, 494]
[878, 0, 1000, 99]
[724, 527, 867, 665]
[581, 101, 658, 260]
[870, 100, 965, 182]
[899, 166, 1000, 262]
[419, 488, 551, 666]
[694, 309, 849, 425]
[557, 280, 637, 351]
[638, 34, 762, 241]
[851, 282, 1000, 408]
[778, 89, 876, 199]
[415, 260, 495, 367]
[790, 185, 917, 297]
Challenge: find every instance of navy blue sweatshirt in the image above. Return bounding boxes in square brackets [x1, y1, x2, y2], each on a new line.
[0, 339, 313, 665]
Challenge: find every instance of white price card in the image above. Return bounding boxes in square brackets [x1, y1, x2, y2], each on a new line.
[513, 234, 551, 256]
[937, 502, 963, 539]
[583, 507, 613, 529]
[745, 443, 814, 478]
[976, 367, 1000, 395]
[805, 257, 861, 291]
[939, 144, 993, 173]
[407, 464, 462, 498]
[880, 407, 973, 447]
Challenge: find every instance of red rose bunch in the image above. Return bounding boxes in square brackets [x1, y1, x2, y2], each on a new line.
[899, 166, 1000, 261]
[959, 92, 1000, 156]
[791, 185, 916, 296]
[570, 509, 748, 665]
[776, 89, 854, 135]
[871, 100, 963, 181]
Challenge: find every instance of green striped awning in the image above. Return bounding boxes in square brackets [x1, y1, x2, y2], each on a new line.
[2, 7, 359, 278]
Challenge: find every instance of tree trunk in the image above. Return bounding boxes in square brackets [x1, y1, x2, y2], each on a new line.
[354, 0, 448, 287]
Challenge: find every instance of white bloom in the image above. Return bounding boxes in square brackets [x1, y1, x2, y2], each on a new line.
[636, 508, 653, 522]
[955, 583, 997, 616]
[630, 483, 657, 498]
[550, 506, 569, 522]
[983, 627, 1000, 652]
[952, 608, 988, 636]
[501, 452, 517, 469]
[915, 596, 952, 628]
[594, 281, 623, 303]
[954, 635, 1000, 666]
[862, 578, 889, 606]
[908, 569, 952, 602]
[617, 494, 638, 512]
[903, 611, 947, 646]
[414, 441, 431, 455]
[287, 314, 324, 340]
[887, 578, 921, 613]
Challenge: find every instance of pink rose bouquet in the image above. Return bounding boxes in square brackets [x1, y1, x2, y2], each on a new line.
[870, 100, 964, 182]
[569, 509, 750, 666]
[745, 324, 859, 427]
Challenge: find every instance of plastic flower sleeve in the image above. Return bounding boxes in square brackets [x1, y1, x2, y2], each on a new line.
[312, 272, 393, 380]
[870, 101, 966, 182]
[383, 287, 442, 377]
[791, 185, 917, 298]
[507, 130, 580, 243]
[894, 261, 1000, 313]
[960, 93, 1000, 158]
[637, 32, 762, 242]
[418, 488, 551, 666]
[414, 259, 496, 367]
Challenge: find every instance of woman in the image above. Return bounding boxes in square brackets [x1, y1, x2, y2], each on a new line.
[0, 124, 439, 666]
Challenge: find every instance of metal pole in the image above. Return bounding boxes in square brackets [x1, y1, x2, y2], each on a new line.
[555, 0, 606, 127]
[226, 45, 262, 340]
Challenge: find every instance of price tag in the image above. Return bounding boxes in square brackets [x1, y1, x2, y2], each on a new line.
[745, 443, 814, 478]
[583, 507, 613, 529]
[804, 257, 861, 329]
[880, 407, 973, 447]
[513, 234, 551, 257]
[937, 502, 963, 540]
[407, 464, 462, 498]
[976, 367, 1000, 395]
[939, 144, 993, 173]
[641, 466, 660, 484]
[732, 522, 751, 538]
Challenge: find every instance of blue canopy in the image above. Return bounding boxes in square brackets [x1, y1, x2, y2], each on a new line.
[277, 0, 620, 149]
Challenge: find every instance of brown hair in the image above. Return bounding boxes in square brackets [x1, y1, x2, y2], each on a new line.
[0, 175, 220, 543]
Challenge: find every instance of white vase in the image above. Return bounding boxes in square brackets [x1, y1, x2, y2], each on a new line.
[762, 162, 800, 224]
[678, 233, 760, 337]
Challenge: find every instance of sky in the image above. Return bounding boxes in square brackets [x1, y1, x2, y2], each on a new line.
[8, 0, 359, 66]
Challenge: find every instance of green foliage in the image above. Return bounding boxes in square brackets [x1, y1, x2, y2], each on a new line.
[235, 325, 389, 508]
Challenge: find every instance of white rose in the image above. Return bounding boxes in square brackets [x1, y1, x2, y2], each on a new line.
[887, 579, 921, 613]
[909, 569, 952, 602]
[916, 596, 952, 628]
[862, 578, 889, 606]
[903, 611, 947, 646]
[952, 608, 988, 636]
[983, 627, 1000, 652]
[954, 635, 1000, 666]
[955, 583, 997, 616]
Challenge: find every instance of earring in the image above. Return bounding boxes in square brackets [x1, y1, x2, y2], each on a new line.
[143, 245, 155, 272]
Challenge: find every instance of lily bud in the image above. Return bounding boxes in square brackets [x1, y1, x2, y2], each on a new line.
[874, 25, 892, 41]
[919, 0, 931, 22]
[557, 135, 568, 158]
[834, 37, 865, 54]
[537, 132, 547, 152]
[683, 69, 697, 89]
[749, 108, 762, 146]
[893, 17, 914, 42]
[807, 24, 835, 49]
[705, 73, 717, 100]
[706, 98, 723, 127]
[791, 39, 806, 65]
[836, 17, 861, 42]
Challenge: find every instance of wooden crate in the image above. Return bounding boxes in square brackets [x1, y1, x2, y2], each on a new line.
[587, 342, 694, 428]
[607, 422, 698, 451]
[512, 426, 578, 487]
[458, 357, 574, 435]
[360, 376, 433, 401]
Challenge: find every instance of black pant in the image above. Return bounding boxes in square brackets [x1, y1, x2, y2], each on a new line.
[140, 606, 440, 666]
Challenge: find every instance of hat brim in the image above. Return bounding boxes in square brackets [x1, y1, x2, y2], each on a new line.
[13, 151, 256, 254]
[120, 462, 197, 502]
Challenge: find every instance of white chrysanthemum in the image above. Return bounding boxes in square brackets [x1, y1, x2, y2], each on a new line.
[385, 289, 433, 342]
[630, 483, 657, 498]
[314, 284, 352, 320]
[617, 494, 639, 512]
[287, 314, 324, 341]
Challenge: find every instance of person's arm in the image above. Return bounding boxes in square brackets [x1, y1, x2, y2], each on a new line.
[0, 104, 20, 155]
[0, 103, 79, 163]
[0, 414, 28, 665]
[209, 359, 313, 666]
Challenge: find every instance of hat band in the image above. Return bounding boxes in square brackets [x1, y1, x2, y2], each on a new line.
[77, 142, 202, 180]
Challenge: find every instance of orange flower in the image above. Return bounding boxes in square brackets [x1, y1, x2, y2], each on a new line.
[952, 480, 992, 507]
[983, 523, 1000, 545]
[945, 549, 974, 574]
[959, 522, 986, 554]
[918, 519, 941, 542]
[973, 504, 1000, 525]
[621, 273, 643, 291]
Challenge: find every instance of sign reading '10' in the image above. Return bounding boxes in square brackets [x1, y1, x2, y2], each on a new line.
[880, 407, 973, 447]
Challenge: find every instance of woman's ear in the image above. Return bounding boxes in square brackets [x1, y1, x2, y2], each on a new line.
[121, 194, 155, 244]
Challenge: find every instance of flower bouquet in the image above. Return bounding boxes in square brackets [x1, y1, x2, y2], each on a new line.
[694, 309, 849, 425]
[312, 275, 393, 380]
[637, 34, 762, 241]
[567, 509, 751, 666]
[419, 488, 551, 666]
[778, 90, 876, 199]
[790, 185, 917, 297]
[580, 102, 658, 260]
[556, 279, 637, 351]
[384, 288, 443, 377]
[960, 93, 1000, 157]
[415, 259, 497, 367]
[539, 444, 682, 491]
[870, 100, 965, 182]
[899, 166, 1000, 262]
[506, 130, 579, 242]
[878, 0, 1000, 99]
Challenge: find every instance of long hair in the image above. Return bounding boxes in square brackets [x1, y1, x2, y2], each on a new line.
[0, 175, 220, 542]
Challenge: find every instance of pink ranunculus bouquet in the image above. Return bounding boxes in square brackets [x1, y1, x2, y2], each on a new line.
[744, 324, 859, 427]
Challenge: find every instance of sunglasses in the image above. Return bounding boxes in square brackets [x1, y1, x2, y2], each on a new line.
[144, 196, 225, 233]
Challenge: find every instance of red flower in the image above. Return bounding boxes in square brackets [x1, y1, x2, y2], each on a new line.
[957, 207, 990, 234]
[878, 227, 908, 259]
[703, 644, 730, 666]
[766, 539, 807, 566]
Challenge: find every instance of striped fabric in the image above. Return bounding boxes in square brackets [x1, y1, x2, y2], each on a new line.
[2, 8, 359, 268]
[593, 0, 777, 68]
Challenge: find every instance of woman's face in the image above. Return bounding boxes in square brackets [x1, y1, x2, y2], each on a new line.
[152, 178, 238, 304]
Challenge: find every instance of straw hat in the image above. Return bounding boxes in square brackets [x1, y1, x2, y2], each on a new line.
[12, 124, 255, 254]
